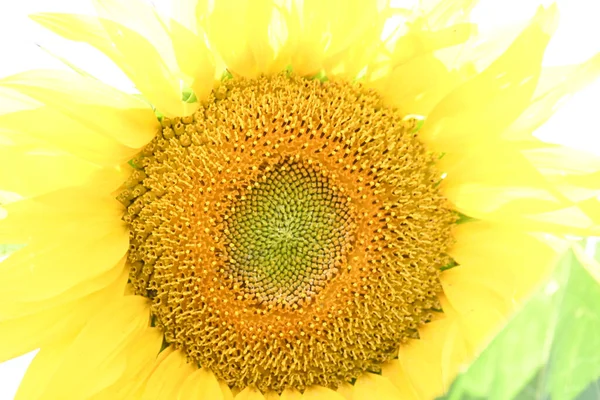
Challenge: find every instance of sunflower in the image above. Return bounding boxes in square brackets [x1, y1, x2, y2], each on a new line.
[1, 0, 600, 399]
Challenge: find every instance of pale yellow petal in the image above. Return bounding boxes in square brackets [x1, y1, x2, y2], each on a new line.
[0, 186, 123, 243]
[335, 383, 353, 400]
[235, 387, 266, 400]
[0, 69, 158, 149]
[439, 225, 566, 366]
[177, 368, 224, 400]
[0, 215, 128, 304]
[109, 344, 175, 399]
[302, 385, 346, 400]
[421, 5, 557, 152]
[505, 53, 600, 142]
[398, 315, 466, 399]
[381, 360, 420, 400]
[280, 388, 302, 400]
[172, 0, 199, 32]
[0, 146, 100, 198]
[438, 142, 571, 219]
[31, 13, 191, 117]
[92, 0, 175, 65]
[290, 0, 387, 76]
[380, 54, 463, 115]
[323, 6, 393, 80]
[448, 222, 560, 302]
[418, 0, 479, 29]
[0, 267, 127, 363]
[170, 19, 215, 102]
[0, 258, 126, 321]
[0, 106, 138, 166]
[0, 306, 79, 364]
[14, 335, 75, 400]
[205, 0, 285, 78]
[265, 391, 280, 400]
[92, 0, 215, 103]
[522, 145, 600, 201]
[220, 380, 235, 400]
[141, 349, 196, 400]
[91, 327, 163, 399]
[389, 22, 476, 67]
[352, 373, 403, 400]
[26, 296, 151, 398]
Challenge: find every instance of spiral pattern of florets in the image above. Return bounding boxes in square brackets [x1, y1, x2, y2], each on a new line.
[221, 158, 355, 307]
[121, 73, 455, 393]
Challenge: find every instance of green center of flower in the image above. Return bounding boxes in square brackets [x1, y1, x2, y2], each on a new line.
[221, 159, 354, 307]
[121, 73, 456, 393]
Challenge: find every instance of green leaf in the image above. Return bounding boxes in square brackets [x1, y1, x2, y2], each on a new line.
[443, 248, 600, 400]
[575, 377, 600, 400]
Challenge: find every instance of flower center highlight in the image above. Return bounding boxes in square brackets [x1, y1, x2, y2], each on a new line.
[222, 158, 355, 307]
[120, 73, 456, 393]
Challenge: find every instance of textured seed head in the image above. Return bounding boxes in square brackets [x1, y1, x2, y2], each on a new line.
[123, 73, 456, 393]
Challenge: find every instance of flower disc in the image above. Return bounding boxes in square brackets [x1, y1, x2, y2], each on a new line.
[122, 74, 456, 392]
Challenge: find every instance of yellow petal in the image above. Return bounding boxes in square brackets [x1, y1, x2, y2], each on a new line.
[290, 0, 387, 76]
[335, 383, 353, 400]
[323, 6, 392, 80]
[205, 0, 285, 78]
[421, 5, 557, 152]
[505, 53, 600, 141]
[0, 267, 127, 363]
[0, 257, 126, 321]
[0, 69, 158, 149]
[0, 146, 100, 198]
[178, 368, 224, 400]
[170, 19, 215, 102]
[0, 216, 128, 304]
[14, 335, 75, 400]
[265, 391, 280, 400]
[141, 349, 196, 400]
[0, 298, 84, 364]
[380, 54, 462, 115]
[420, 0, 479, 29]
[0, 106, 138, 166]
[220, 380, 235, 400]
[31, 13, 191, 117]
[302, 385, 345, 400]
[0, 186, 123, 243]
[28, 296, 151, 399]
[522, 145, 600, 201]
[93, 0, 215, 102]
[235, 387, 266, 400]
[390, 22, 476, 67]
[92, 327, 164, 400]
[172, 0, 199, 32]
[398, 315, 466, 399]
[381, 360, 420, 400]
[438, 142, 575, 220]
[352, 373, 403, 400]
[92, 0, 175, 65]
[280, 388, 302, 400]
[449, 222, 560, 302]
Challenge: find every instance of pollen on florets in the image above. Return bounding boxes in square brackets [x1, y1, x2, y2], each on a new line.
[122, 73, 455, 393]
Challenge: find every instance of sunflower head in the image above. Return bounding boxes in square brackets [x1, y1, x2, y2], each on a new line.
[1, 0, 600, 399]
[124, 72, 455, 391]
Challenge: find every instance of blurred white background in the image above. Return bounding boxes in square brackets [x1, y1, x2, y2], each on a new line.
[0, 0, 599, 398]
